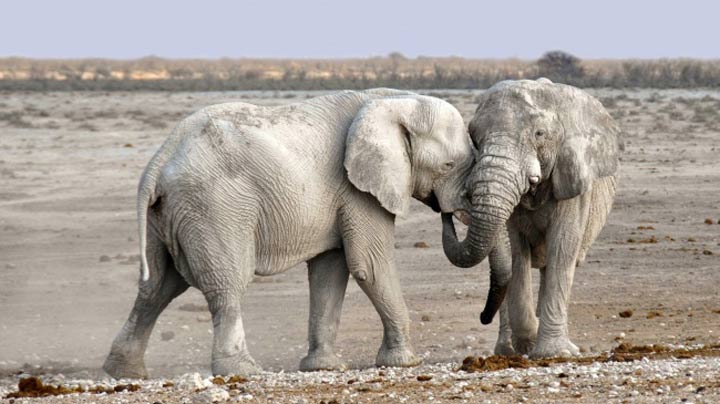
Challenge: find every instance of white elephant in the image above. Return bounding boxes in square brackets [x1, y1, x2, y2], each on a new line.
[103, 88, 482, 378]
[442, 79, 620, 358]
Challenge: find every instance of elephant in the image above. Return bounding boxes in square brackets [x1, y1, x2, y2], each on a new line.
[442, 79, 620, 358]
[103, 88, 482, 378]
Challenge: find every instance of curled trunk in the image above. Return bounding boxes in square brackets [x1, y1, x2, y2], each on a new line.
[442, 164, 523, 324]
[442, 175, 518, 268]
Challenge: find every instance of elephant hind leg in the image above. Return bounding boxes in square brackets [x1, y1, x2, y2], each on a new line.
[300, 249, 350, 371]
[179, 222, 260, 376]
[104, 227, 189, 379]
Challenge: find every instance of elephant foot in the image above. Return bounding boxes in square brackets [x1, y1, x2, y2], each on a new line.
[103, 354, 148, 379]
[299, 351, 347, 372]
[511, 334, 537, 355]
[494, 339, 516, 356]
[530, 336, 580, 359]
[376, 345, 422, 368]
[212, 355, 262, 377]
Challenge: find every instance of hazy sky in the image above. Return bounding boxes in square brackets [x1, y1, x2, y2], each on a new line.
[3, 0, 719, 59]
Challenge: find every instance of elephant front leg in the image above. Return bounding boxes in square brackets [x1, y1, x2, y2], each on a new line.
[493, 301, 515, 355]
[341, 205, 420, 368]
[300, 249, 350, 371]
[530, 200, 587, 359]
[506, 231, 539, 354]
[356, 264, 421, 368]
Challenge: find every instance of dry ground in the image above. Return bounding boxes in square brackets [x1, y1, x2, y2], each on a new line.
[0, 88, 719, 402]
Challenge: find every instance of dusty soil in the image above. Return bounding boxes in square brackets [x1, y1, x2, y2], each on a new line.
[0, 89, 719, 402]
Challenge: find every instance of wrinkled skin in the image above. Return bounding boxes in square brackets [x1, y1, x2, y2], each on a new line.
[442, 79, 620, 358]
[103, 89, 478, 378]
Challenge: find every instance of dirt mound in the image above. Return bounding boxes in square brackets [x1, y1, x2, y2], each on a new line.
[460, 355, 530, 372]
[5, 376, 140, 399]
[459, 343, 720, 373]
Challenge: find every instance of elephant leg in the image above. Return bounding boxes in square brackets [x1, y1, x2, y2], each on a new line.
[201, 253, 259, 376]
[355, 266, 420, 368]
[181, 221, 260, 376]
[341, 201, 420, 368]
[506, 231, 538, 355]
[205, 291, 259, 376]
[493, 301, 515, 355]
[531, 198, 588, 359]
[104, 228, 189, 379]
[536, 266, 546, 318]
[299, 249, 350, 371]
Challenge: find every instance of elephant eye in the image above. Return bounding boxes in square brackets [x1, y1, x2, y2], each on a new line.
[444, 161, 455, 170]
[535, 130, 545, 137]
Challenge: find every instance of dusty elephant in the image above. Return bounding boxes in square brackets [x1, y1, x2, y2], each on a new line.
[442, 79, 620, 358]
[103, 88, 483, 378]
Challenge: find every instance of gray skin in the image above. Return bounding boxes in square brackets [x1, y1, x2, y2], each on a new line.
[442, 79, 620, 358]
[103, 89, 482, 378]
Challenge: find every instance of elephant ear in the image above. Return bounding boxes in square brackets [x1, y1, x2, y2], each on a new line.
[551, 86, 621, 200]
[345, 97, 427, 217]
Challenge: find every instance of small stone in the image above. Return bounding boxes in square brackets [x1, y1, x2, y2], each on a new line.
[161, 331, 175, 341]
[417, 375, 433, 381]
[413, 241, 430, 248]
[619, 310, 633, 318]
[175, 373, 211, 390]
[99, 255, 111, 263]
[192, 386, 229, 403]
[702, 249, 713, 255]
[704, 218, 714, 225]
[421, 314, 431, 322]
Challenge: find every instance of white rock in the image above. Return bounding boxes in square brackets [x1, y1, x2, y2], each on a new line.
[175, 373, 212, 390]
[192, 387, 230, 403]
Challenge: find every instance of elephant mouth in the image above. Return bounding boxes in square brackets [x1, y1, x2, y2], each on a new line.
[529, 182, 539, 196]
[419, 191, 442, 213]
[453, 209, 472, 226]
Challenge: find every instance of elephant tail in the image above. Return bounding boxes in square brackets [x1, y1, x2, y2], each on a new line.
[137, 160, 161, 282]
[137, 133, 180, 281]
[136, 109, 207, 281]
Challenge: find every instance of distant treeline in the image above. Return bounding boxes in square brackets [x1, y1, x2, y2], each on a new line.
[1, 52, 719, 91]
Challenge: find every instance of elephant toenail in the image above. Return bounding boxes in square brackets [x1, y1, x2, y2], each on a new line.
[529, 176, 540, 184]
[353, 270, 367, 281]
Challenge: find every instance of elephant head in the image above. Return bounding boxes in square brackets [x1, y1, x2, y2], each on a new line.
[344, 93, 474, 219]
[442, 79, 620, 322]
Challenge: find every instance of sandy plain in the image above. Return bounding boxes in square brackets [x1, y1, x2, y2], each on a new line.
[0, 88, 719, 402]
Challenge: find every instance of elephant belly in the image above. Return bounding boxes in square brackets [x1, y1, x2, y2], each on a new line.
[253, 201, 343, 276]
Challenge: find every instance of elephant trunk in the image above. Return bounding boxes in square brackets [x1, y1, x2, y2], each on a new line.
[441, 167, 522, 268]
[442, 140, 527, 322]
[480, 229, 512, 324]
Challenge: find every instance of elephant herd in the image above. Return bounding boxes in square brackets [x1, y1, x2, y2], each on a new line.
[103, 79, 620, 379]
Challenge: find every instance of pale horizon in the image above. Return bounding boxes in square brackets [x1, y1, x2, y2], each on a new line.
[3, 0, 719, 60]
